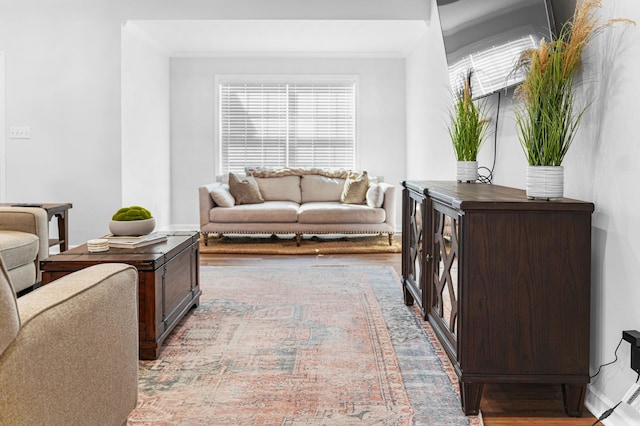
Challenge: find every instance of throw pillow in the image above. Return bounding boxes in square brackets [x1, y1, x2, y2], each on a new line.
[209, 183, 235, 207]
[301, 175, 345, 203]
[341, 171, 369, 204]
[366, 183, 384, 208]
[254, 176, 302, 203]
[228, 172, 264, 205]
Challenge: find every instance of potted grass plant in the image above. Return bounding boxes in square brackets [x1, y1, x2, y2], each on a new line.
[448, 69, 490, 182]
[514, 0, 633, 199]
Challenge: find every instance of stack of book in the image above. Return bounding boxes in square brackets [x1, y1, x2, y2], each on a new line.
[102, 232, 167, 249]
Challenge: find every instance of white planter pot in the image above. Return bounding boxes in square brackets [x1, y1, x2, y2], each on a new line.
[109, 218, 156, 236]
[456, 161, 478, 183]
[526, 166, 564, 200]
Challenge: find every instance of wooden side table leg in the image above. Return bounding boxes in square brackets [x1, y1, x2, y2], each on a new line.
[460, 382, 484, 415]
[562, 384, 586, 417]
[56, 212, 69, 252]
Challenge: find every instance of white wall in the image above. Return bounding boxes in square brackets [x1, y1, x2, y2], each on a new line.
[405, 0, 452, 181]
[121, 22, 171, 229]
[0, 0, 122, 241]
[575, 2, 640, 424]
[405, 1, 640, 424]
[170, 56, 407, 229]
[0, 0, 427, 245]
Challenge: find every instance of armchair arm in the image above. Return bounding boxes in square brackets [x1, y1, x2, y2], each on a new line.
[198, 183, 218, 227]
[0, 207, 49, 282]
[379, 183, 396, 231]
[0, 263, 139, 425]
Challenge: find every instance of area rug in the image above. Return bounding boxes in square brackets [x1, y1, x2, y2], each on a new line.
[199, 234, 401, 255]
[128, 266, 480, 425]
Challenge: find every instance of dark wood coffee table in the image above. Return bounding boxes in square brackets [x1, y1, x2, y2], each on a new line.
[40, 231, 201, 360]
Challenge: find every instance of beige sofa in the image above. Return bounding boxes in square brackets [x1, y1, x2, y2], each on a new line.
[0, 259, 139, 426]
[0, 207, 49, 293]
[199, 168, 396, 245]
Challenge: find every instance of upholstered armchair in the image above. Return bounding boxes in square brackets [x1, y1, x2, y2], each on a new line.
[0, 207, 49, 293]
[0, 258, 139, 425]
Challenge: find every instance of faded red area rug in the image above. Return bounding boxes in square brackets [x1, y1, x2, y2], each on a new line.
[128, 266, 478, 425]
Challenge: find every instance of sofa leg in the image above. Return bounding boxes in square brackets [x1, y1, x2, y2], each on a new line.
[295, 233, 302, 246]
[388, 233, 393, 246]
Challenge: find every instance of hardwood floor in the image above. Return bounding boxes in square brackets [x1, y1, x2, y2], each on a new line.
[200, 251, 597, 425]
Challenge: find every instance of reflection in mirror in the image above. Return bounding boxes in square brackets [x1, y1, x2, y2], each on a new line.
[433, 210, 459, 336]
[436, 0, 555, 98]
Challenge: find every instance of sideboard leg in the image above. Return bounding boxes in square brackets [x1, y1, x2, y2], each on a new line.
[402, 283, 414, 306]
[460, 382, 483, 416]
[562, 384, 586, 417]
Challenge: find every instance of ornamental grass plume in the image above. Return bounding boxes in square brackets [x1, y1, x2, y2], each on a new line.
[448, 69, 489, 162]
[514, 0, 634, 166]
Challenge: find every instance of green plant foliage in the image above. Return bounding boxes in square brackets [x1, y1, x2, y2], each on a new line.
[112, 206, 153, 221]
[514, 35, 584, 166]
[448, 69, 490, 161]
[514, 0, 634, 166]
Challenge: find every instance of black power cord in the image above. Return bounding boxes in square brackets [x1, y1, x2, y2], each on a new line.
[591, 354, 640, 425]
[478, 91, 500, 184]
[592, 401, 622, 425]
[591, 337, 624, 380]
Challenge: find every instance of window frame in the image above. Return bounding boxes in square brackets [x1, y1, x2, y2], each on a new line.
[215, 74, 359, 175]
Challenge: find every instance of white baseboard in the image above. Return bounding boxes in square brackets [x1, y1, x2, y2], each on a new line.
[586, 386, 640, 425]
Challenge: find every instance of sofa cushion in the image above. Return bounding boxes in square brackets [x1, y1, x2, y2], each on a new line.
[300, 175, 346, 203]
[209, 201, 299, 223]
[209, 183, 235, 207]
[228, 173, 264, 205]
[254, 176, 302, 203]
[366, 183, 385, 208]
[0, 230, 38, 270]
[298, 202, 386, 224]
[341, 171, 369, 204]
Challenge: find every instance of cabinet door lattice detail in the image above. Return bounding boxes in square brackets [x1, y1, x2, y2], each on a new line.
[408, 202, 423, 293]
[432, 211, 459, 340]
[401, 186, 428, 318]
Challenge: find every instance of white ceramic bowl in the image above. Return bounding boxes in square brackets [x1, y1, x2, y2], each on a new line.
[109, 218, 155, 236]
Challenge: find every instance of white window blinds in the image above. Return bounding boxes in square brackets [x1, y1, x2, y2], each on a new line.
[219, 81, 356, 173]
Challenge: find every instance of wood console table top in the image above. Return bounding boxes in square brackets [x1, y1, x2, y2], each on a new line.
[403, 181, 594, 211]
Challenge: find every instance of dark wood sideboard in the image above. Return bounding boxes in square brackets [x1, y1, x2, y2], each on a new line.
[401, 181, 594, 417]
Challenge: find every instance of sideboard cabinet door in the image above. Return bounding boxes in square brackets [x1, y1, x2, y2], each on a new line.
[401, 181, 594, 417]
[401, 182, 429, 318]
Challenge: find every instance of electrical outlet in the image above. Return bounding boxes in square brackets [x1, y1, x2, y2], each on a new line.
[9, 126, 31, 139]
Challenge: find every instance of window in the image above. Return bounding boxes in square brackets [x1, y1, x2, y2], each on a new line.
[219, 80, 356, 173]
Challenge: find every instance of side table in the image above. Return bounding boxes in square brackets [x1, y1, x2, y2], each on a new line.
[1, 202, 73, 252]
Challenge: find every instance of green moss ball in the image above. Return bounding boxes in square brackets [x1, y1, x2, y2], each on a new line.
[111, 206, 153, 221]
